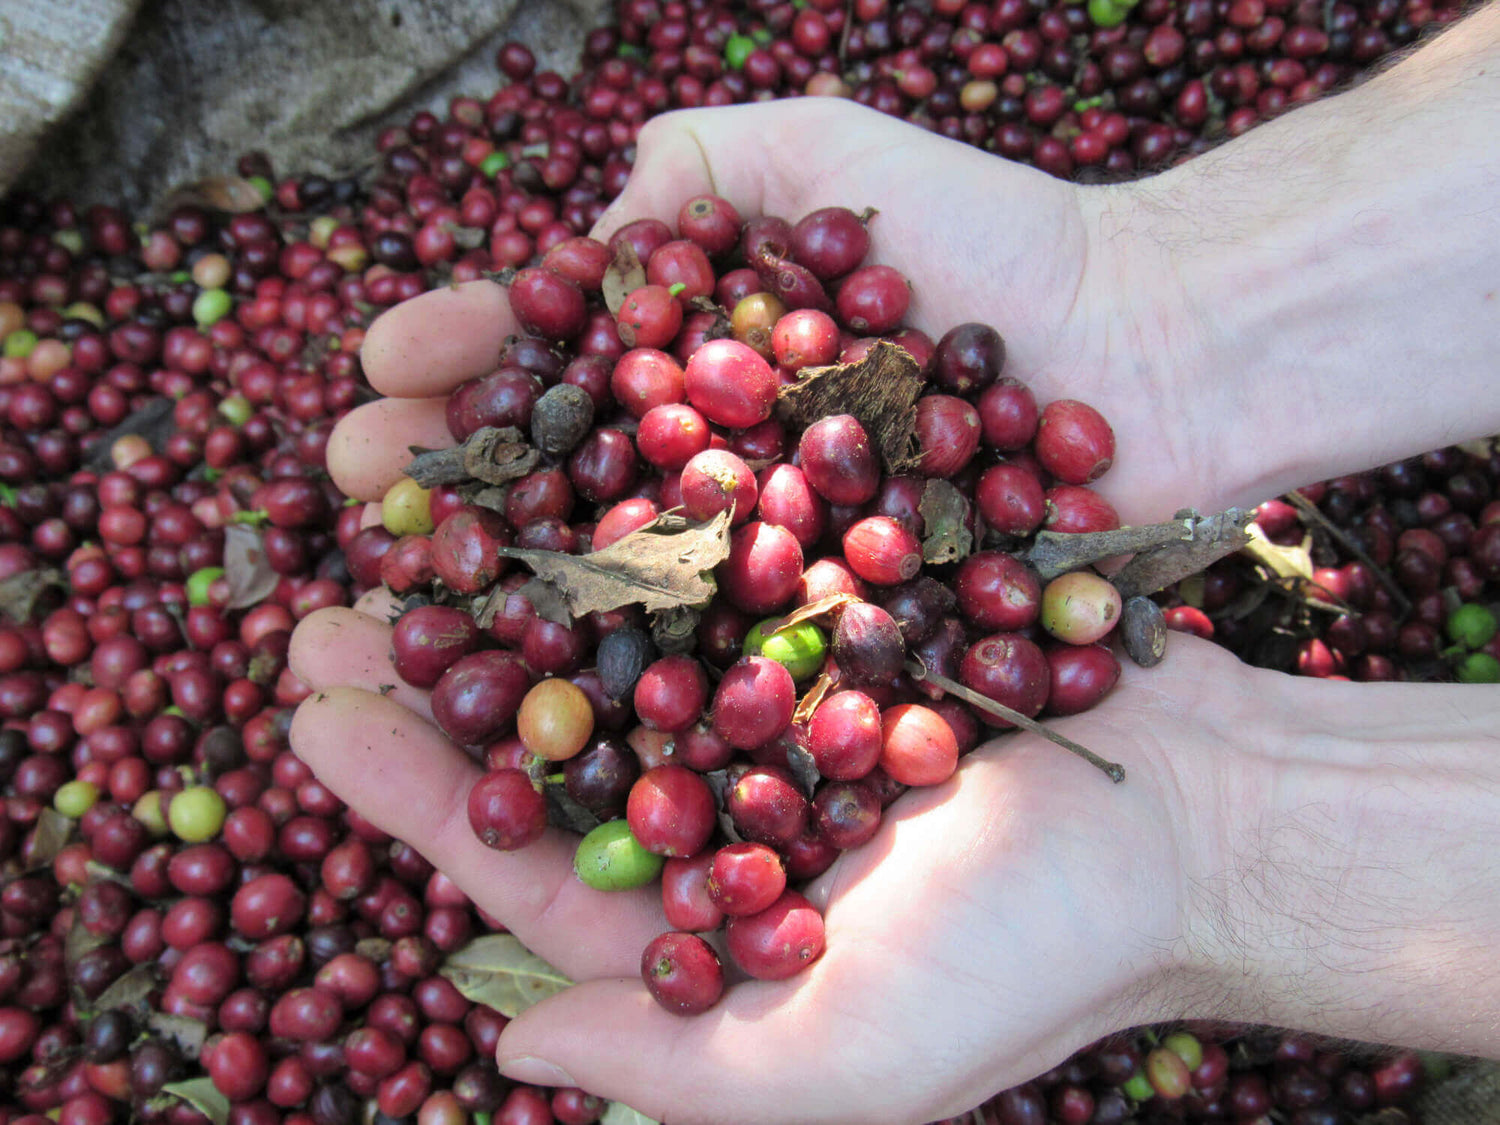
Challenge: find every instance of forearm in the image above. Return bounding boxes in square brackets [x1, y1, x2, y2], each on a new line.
[1178, 678, 1500, 1056]
[1105, 3, 1500, 511]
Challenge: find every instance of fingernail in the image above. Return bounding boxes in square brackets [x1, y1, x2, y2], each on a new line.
[500, 1056, 576, 1088]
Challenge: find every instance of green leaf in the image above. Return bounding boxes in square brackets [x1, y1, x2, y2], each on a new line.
[601, 1102, 660, 1125]
[162, 1077, 230, 1125]
[438, 933, 572, 1017]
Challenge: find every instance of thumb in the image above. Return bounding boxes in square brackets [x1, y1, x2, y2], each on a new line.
[494, 974, 894, 1125]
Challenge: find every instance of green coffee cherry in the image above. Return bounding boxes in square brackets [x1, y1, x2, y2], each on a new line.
[1161, 1031, 1203, 1072]
[1087, 0, 1129, 25]
[192, 287, 233, 328]
[1455, 651, 1500, 684]
[574, 819, 665, 891]
[724, 33, 756, 69]
[1121, 1069, 1156, 1101]
[382, 477, 435, 536]
[186, 566, 225, 607]
[168, 786, 228, 842]
[218, 394, 253, 426]
[54, 780, 99, 819]
[3, 330, 37, 359]
[480, 151, 511, 179]
[1447, 603, 1497, 650]
[744, 618, 828, 680]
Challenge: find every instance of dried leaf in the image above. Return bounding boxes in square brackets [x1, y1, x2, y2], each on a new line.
[439, 933, 572, 1017]
[0, 568, 66, 624]
[24, 808, 72, 871]
[83, 397, 176, 472]
[66, 912, 110, 968]
[602, 1103, 661, 1125]
[148, 1012, 209, 1059]
[785, 741, 820, 797]
[162, 1078, 230, 1125]
[222, 524, 279, 610]
[516, 577, 574, 627]
[1108, 508, 1256, 599]
[602, 241, 646, 315]
[766, 593, 859, 636]
[776, 341, 923, 474]
[164, 176, 268, 214]
[703, 770, 744, 844]
[919, 480, 973, 565]
[1241, 523, 1315, 581]
[497, 511, 732, 619]
[791, 665, 837, 726]
[94, 963, 156, 1013]
[545, 781, 602, 836]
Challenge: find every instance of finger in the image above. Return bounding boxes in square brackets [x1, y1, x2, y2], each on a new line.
[353, 586, 401, 620]
[358, 501, 383, 531]
[288, 607, 432, 722]
[326, 396, 453, 502]
[592, 100, 934, 243]
[289, 686, 664, 979]
[360, 280, 518, 398]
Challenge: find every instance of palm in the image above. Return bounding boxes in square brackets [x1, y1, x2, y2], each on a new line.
[289, 98, 1264, 1123]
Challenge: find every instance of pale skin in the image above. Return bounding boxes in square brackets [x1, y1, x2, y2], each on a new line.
[290, 7, 1500, 1122]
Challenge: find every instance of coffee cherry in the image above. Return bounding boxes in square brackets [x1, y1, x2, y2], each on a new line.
[1040, 571, 1123, 644]
[466, 769, 547, 851]
[516, 678, 595, 761]
[641, 931, 725, 1014]
[725, 889, 825, 980]
[573, 818, 665, 891]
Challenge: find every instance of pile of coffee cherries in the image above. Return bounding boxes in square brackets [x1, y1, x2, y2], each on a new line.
[370, 193, 1132, 1015]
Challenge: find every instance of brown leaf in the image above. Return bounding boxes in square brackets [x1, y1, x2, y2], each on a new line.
[83, 397, 176, 472]
[497, 512, 732, 619]
[24, 808, 72, 871]
[766, 593, 859, 636]
[776, 340, 923, 474]
[0, 568, 66, 625]
[602, 242, 647, 315]
[784, 741, 821, 797]
[545, 781, 602, 836]
[516, 577, 574, 627]
[163, 176, 267, 214]
[438, 934, 572, 1017]
[148, 1012, 209, 1059]
[66, 912, 110, 968]
[222, 524, 279, 611]
[93, 963, 156, 1013]
[791, 665, 837, 726]
[919, 480, 973, 565]
[161, 1078, 230, 1125]
[355, 937, 392, 963]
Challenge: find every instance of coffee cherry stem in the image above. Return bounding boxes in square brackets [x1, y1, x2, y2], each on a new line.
[1284, 489, 1413, 615]
[1025, 507, 1254, 592]
[903, 660, 1126, 784]
[404, 425, 538, 488]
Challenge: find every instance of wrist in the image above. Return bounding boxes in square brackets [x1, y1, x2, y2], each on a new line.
[1172, 675, 1500, 1055]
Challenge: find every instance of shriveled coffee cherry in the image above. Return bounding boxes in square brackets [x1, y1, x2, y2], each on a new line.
[832, 601, 906, 687]
[391, 605, 480, 689]
[707, 842, 787, 916]
[711, 656, 796, 750]
[960, 633, 1051, 726]
[684, 339, 778, 428]
[725, 889, 825, 980]
[530, 383, 594, 457]
[1040, 571, 1123, 644]
[627, 765, 716, 857]
[843, 516, 923, 586]
[467, 769, 547, 851]
[641, 931, 724, 1015]
[1035, 400, 1116, 484]
[798, 414, 880, 505]
[879, 703, 959, 786]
